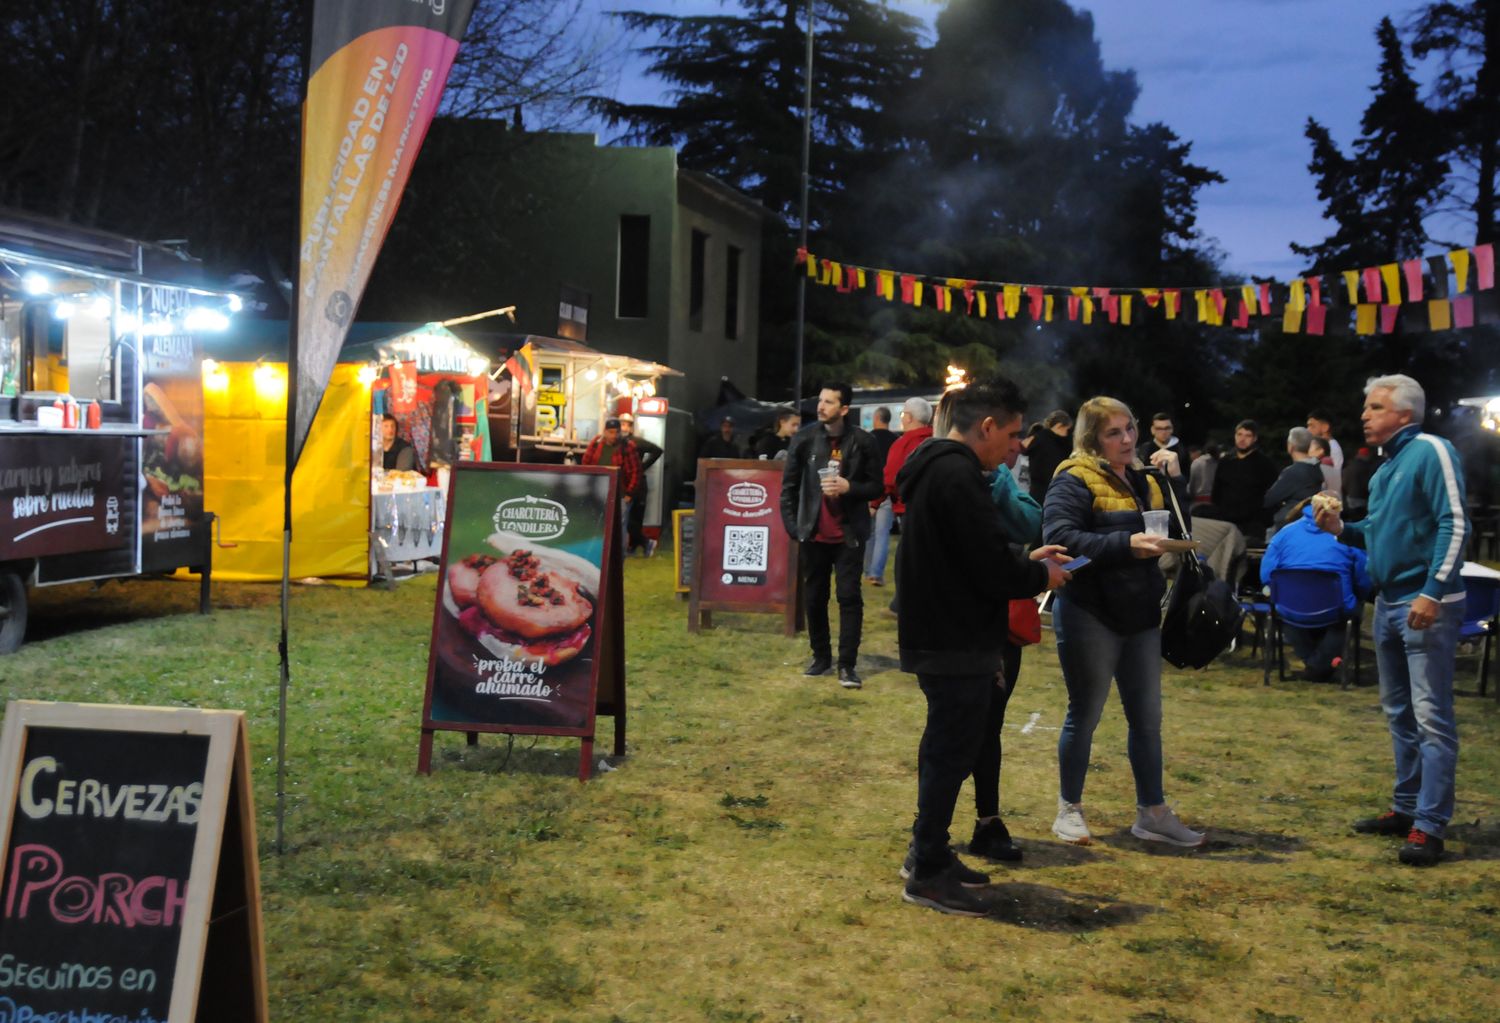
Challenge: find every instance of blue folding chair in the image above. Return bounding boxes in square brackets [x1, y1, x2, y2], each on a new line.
[1268, 569, 1361, 688]
[1237, 594, 1273, 684]
[1460, 575, 1500, 698]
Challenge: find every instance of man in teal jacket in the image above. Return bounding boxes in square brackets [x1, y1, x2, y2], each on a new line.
[1315, 374, 1468, 867]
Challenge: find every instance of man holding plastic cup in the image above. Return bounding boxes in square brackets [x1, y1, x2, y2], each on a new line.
[780, 383, 882, 688]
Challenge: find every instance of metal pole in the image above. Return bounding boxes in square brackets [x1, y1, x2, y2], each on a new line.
[793, 0, 813, 409]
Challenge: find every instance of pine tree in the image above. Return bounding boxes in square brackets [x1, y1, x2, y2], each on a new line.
[1410, 0, 1500, 243]
[593, 1, 923, 226]
[1292, 17, 1449, 269]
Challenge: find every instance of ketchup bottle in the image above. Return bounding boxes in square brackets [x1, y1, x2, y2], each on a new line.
[86, 400, 102, 429]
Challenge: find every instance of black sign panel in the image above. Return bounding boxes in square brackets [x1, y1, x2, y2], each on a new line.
[0, 434, 132, 560]
[0, 726, 207, 1020]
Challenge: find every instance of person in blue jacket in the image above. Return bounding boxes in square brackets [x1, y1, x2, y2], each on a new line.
[1261, 500, 1372, 681]
[1314, 374, 1469, 867]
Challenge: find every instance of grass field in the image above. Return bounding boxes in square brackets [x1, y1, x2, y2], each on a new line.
[7, 552, 1500, 1022]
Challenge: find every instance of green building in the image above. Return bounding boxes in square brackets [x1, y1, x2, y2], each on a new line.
[364, 124, 770, 416]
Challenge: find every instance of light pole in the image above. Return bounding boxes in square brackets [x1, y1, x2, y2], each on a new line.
[793, 0, 813, 411]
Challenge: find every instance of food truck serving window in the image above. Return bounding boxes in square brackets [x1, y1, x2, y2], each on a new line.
[11, 292, 123, 404]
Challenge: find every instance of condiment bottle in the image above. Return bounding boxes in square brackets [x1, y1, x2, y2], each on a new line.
[86, 400, 102, 429]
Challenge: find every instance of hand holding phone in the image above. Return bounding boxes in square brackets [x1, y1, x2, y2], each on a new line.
[1061, 555, 1091, 571]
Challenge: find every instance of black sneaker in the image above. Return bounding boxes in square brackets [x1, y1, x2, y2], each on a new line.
[900, 848, 989, 888]
[969, 817, 1023, 863]
[837, 665, 862, 689]
[1398, 828, 1444, 867]
[902, 865, 990, 917]
[804, 656, 832, 676]
[1353, 810, 1414, 836]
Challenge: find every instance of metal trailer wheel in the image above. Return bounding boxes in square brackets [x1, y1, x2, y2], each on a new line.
[0, 571, 26, 654]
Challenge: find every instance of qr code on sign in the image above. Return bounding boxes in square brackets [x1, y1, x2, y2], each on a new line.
[723, 526, 769, 572]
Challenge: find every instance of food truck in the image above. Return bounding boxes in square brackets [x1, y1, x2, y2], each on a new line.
[0, 208, 241, 652]
[490, 334, 684, 539]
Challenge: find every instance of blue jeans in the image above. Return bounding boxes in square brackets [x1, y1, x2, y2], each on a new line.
[864, 498, 894, 580]
[1054, 596, 1165, 807]
[1372, 596, 1462, 838]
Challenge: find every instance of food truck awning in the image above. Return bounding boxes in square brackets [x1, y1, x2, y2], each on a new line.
[495, 334, 683, 379]
[341, 322, 491, 374]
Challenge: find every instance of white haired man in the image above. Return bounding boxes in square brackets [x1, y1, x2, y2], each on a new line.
[1314, 374, 1468, 867]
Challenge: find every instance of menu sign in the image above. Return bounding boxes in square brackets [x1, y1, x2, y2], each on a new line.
[419, 464, 626, 780]
[0, 435, 131, 560]
[688, 459, 800, 636]
[140, 285, 207, 574]
[0, 702, 267, 1023]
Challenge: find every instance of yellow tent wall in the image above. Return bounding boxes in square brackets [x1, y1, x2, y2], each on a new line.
[203, 361, 370, 581]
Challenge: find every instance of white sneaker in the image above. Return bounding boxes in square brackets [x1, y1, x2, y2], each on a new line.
[1132, 804, 1206, 847]
[1052, 797, 1092, 845]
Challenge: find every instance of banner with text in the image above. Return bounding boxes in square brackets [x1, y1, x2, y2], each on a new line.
[292, 0, 476, 470]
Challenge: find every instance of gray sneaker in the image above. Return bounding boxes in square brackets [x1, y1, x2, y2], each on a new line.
[1132, 804, 1206, 847]
[1052, 797, 1092, 845]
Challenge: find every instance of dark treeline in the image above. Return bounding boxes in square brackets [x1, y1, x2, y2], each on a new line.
[1, 0, 1495, 449]
[599, 0, 1498, 448]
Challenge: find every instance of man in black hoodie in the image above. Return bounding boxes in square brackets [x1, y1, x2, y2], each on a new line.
[895, 377, 1071, 916]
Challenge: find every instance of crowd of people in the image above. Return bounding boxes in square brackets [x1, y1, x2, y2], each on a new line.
[758, 373, 1471, 916]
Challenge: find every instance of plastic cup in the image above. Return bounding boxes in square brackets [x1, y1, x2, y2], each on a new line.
[1143, 510, 1170, 537]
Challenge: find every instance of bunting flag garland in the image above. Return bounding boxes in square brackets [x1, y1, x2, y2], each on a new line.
[796, 235, 1497, 337]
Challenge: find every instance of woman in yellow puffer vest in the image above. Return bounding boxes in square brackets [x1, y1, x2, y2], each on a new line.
[1041, 396, 1208, 849]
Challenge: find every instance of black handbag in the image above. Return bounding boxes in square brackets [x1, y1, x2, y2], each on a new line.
[1157, 473, 1244, 669]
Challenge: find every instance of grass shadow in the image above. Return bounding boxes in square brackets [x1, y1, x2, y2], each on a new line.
[855, 651, 904, 677]
[1448, 819, 1500, 860]
[973, 837, 1103, 869]
[1093, 826, 1304, 863]
[974, 880, 1153, 931]
[436, 737, 589, 778]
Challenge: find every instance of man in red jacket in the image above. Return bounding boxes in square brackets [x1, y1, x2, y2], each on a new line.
[582, 418, 641, 547]
[883, 397, 934, 613]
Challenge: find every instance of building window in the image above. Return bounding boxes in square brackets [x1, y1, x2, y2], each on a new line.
[724, 245, 741, 340]
[617, 215, 650, 319]
[688, 229, 707, 332]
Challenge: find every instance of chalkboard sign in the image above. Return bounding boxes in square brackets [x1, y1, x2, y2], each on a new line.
[687, 459, 801, 637]
[0, 702, 267, 1023]
[419, 463, 626, 780]
[673, 508, 695, 594]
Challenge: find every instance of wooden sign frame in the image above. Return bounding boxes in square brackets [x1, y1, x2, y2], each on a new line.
[418, 462, 626, 781]
[687, 458, 802, 636]
[0, 701, 267, 1023]
[672, 507, 695, 595]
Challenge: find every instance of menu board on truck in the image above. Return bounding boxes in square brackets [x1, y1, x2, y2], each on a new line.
[139, 285, 207, 574]
[0, 702, 267, 1023]
[419, 463, 626, 780]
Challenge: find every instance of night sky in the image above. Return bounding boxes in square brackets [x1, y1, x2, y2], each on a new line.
[580, 0, 1453, 284]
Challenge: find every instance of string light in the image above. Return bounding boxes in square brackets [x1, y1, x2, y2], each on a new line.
[944, 364, 968, 392]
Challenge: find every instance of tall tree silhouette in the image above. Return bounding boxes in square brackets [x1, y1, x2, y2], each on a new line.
[1410, 0, 1500, 243]
[593, 0, 923, 227]
[1292, 17, 1450, 269]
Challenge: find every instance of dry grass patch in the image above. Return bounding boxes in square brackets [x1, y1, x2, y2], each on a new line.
[7, 555, 1500, 1021]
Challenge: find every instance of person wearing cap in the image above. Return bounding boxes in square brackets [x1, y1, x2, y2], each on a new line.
[619, 412, 663, 556]
[700, 416, 743, 460]
[583, 418, 642, 547]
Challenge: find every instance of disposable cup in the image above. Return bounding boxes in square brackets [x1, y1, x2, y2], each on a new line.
[1143, 510, 1170, 537]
